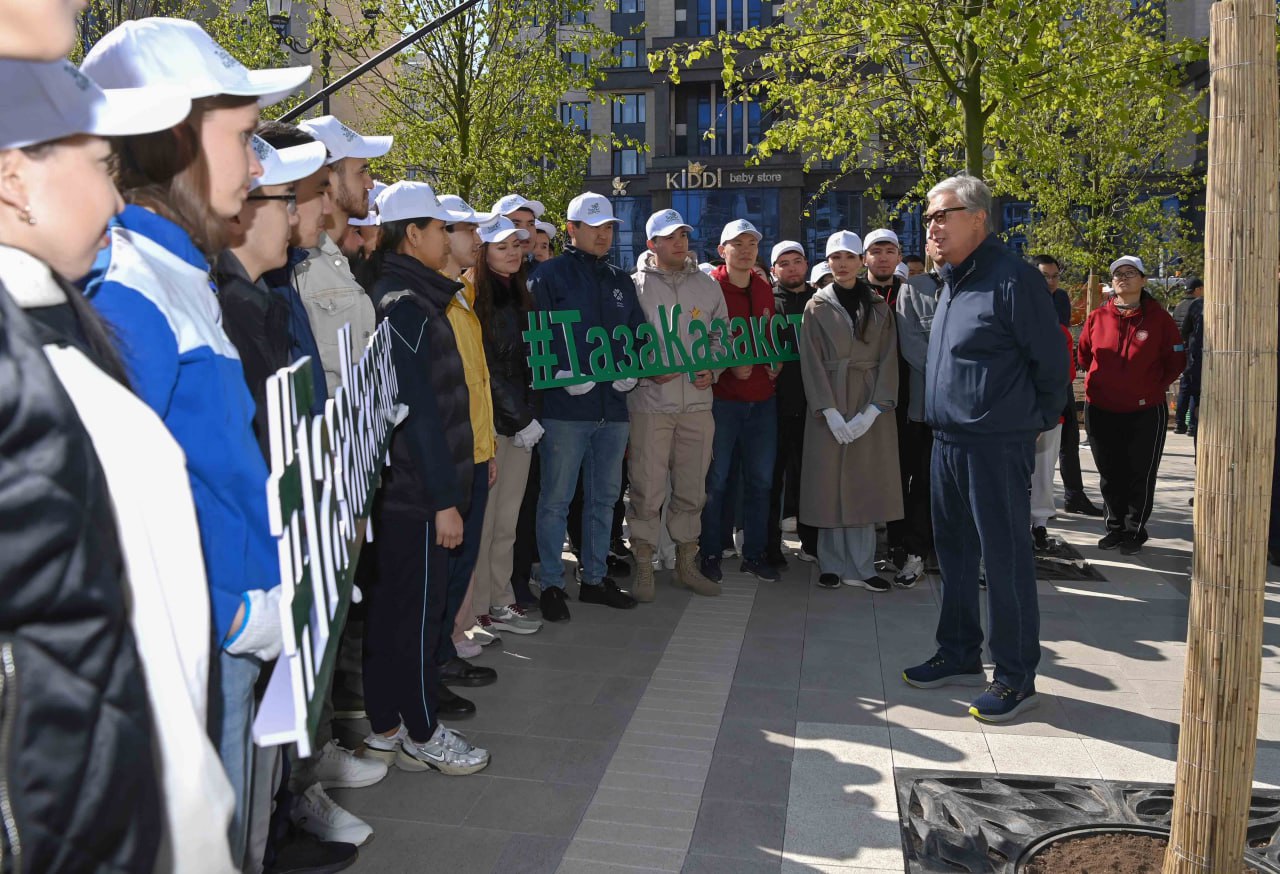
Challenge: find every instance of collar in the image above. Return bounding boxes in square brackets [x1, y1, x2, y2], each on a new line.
[0, 245, 65, 308]
[939, 233, 1002, 288]
[114, 204, 208, 272]
[382, 252, 464, 305]
[566, 244, 613, 265]
[215, 250, 254, 285]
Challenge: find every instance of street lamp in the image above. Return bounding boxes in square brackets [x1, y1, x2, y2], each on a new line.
[263, 0, 382, 113]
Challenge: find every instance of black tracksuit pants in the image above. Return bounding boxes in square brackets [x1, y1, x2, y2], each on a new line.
[768, 414, 817, 558]
[886, 419, 934, 559]
[1058, 397, 1087, 499]
[1084, 403, 1168, 537]
[364, 512, 447, 742]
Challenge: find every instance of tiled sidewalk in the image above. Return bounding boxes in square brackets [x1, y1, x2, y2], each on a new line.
[332, 433, 1280, 872]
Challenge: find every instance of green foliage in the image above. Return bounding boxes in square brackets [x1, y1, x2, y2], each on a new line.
[334, 0, 637, 222]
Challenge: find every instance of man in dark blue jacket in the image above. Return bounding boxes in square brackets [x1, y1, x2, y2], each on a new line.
[530, 192, 647, 621]
[903, 175, 1068, 724]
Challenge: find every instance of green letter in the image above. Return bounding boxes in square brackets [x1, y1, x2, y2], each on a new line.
[584, 326, 617, 379]
[657, 304, 691, 371]
[549, 309, 583, 376]
[612, 324, 638, 374]
[689, 319, 712, 367]
[635, 323, 662, 372]
[728, 316, 753, 362]
[769, 313, 795, 359]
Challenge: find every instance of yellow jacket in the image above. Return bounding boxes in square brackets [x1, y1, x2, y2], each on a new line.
[447, 275, 495, 462]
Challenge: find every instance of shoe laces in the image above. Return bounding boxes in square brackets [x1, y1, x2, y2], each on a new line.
[508, 604, 532, 619]
[985, 681, 1015, 700]
[925, 656, 949, 670]
[432, 725, 473, 754]
[303, 785, 344, 824]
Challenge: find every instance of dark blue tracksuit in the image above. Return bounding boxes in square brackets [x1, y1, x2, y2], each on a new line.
[925, 235, 1068, 692]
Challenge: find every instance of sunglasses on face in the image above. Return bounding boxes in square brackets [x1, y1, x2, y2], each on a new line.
[922, 206, 969, 227]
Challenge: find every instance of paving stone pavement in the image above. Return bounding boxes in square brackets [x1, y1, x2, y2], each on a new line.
[329, 432, 1280, 872]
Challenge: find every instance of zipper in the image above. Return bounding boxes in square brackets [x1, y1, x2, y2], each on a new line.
[0, 641, 21, 874]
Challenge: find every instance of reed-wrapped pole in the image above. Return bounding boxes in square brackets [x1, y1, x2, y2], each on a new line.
[1164, 1, 1279, 871]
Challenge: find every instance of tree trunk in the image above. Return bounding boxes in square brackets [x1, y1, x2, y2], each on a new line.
[1163, 2, 1279, 872]
[1086, 269, 1102, 313]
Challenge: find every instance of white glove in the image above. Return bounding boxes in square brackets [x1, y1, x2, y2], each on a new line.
[845, 405, 881, 441]
[556, 369, 595, 396]
[224, 587, 283, 661]
[823, 408, 855, 445]
[611, 377, 638, 392]
[513, 419, 545, 450]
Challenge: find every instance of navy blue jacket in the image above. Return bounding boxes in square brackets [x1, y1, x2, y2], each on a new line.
[529, 245, 646, 423]
[925, 235, 1068, 443]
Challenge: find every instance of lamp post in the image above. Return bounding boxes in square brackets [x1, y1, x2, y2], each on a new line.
[264, 0, 381, 116]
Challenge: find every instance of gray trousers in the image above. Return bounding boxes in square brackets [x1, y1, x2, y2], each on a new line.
[818, 525, 877, 580]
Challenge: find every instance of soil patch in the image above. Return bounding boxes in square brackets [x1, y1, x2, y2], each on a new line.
[1023, 833, 1260, 873]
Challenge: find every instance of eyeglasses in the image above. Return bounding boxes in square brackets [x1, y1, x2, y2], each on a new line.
[248, 193, 297, 214]
[922, 206, 970, 227]
[1111, 269, 1141, 280]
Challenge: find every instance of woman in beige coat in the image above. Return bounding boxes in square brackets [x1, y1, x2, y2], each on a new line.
[799, 231, 904, 592]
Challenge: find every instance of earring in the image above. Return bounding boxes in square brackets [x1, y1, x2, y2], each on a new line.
[18, 205, 35, 226]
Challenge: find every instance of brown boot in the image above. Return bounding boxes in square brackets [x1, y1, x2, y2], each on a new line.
[632, 541, 656, 602]
[676, 542, 721, 597]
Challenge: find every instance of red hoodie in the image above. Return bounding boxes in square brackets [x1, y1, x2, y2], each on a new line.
[1077, 296, 1186, 413]
[711, 265, 778, 402]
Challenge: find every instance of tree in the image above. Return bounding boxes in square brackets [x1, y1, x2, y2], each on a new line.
[328, 0, 637, 219]
[649, 0, 1200, 202]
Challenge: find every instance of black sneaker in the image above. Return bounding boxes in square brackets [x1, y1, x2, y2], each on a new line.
[844, 575, 891, 593]
[439, 656, 496, 688]
[266, 830, 358, 874]
[817, 573, 840, 589]
[765, 551, 789, 570]
[1119, 530, 1149, 555]
[1032, 526, 1050, 552]
[436, 686, 475, 717]
[606, 553, 632, 577]
[540, 586, 571, 622]
[1064, 494, 1104, 517]
[700, 555, 723, 582]
[969, 681, 1040, 723]
[579, 577, 637, 609]
[1097, 530, 1125, 550]
[903, 655, 988, 689]
[741, 558, 781, 582]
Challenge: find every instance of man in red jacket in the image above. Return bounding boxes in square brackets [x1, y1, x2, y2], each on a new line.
[700, 219, 782, 583]
[1078, 256, 1187, 554]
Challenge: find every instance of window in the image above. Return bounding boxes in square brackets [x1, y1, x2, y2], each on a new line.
[560, 101, 589, 132]
[611, 93, 646, 125]
[697, 0, 712, 34]
[619, 0, 644, 11]
[673, 190, 781, 262]
[694, 88, 760, 155]
[561, 49, 588, 69]
[697, 0, 763, 35]
[616, 38, 645, 68]
[612, 148, 645, 176]
[561, 9, 587, 24]
[801, 192, 864, 263]
[607, 195, 652, 269]
[1002, 201, 1033, 254]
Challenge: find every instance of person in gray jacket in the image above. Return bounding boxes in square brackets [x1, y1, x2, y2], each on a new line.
[627, 209, 727, 601]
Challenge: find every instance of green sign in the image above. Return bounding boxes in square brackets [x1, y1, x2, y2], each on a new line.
[524, 304, 803, 389]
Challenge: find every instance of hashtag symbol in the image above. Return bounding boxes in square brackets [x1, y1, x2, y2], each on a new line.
[524, 310, 560, 390]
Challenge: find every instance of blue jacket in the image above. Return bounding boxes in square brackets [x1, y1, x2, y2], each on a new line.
[84, 206, 276, 642]
[529, 245, 646, 423]
[925, 234, 1068, 443]
[265, 248, 328, 415]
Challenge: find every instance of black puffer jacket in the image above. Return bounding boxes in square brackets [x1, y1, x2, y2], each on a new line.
[483, 275, 536, 437]
[0, 281, 160, 873]
[372, 253, 475, 518]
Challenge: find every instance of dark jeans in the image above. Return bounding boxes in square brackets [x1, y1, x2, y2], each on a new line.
[569, 468, 626, 552]
[702, 396, 777, 564]
[768, 414, 817, 557]
[1085, 403, 1168, 537]
[931, 435, 1040, 691]
[1058, 398, 1086, 498]
[437, 463, 489, 665]
[364, 513, 447, 742]
[886, 419, 933, 558]
[511, 447, 540, 588]
[1175, 373, 1194, 431]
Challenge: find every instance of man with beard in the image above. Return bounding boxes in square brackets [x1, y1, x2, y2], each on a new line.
[294, 115, 393, 394]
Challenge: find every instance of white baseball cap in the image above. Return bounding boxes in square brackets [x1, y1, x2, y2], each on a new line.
[478, 215, 530, 244]
[895, 262, 909, 280]
[250, 136, 327, 190]
[297, 115, 392, 165]
[80, 18, 311, 107]
[645, 209, 693, 240]
[437, 194, 491, 225]
[1109, 255, 1146, 276]
[375, 181, 474, 225]
[0, 58, 191, 151]
[534, 220, 558, 240]
[864, 228, 900, 250]
[348, 180, 388, 227]
[770, 240, 805, 265]
[698, 262, 715, 275]
[720, 219, 762, 244]
[566, 192, 621, 226]
[492, 193, 546, 219]
[809, 261, 832, 285]
[826, 230, 864, 257]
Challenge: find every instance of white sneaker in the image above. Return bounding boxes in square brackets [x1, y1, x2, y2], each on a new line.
[489, 604, 542, 634]
[291, 783, 373, 846]
[396, 724, 490, 775]
[733, 528, 744, 555]
[796, 549, 818, 563]
[780, 516, 798, 533]
[312, 739, 387, 789]
[360, 724, 407, 764]
[894, 554, 924, 589]
[455, 637, 483, 658]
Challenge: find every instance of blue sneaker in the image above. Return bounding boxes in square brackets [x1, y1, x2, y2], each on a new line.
[700, 555, 723, 583]
[968, 681, 1040, 723]
[740, 558, 781, 582]
[902, 655, 988, 689]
